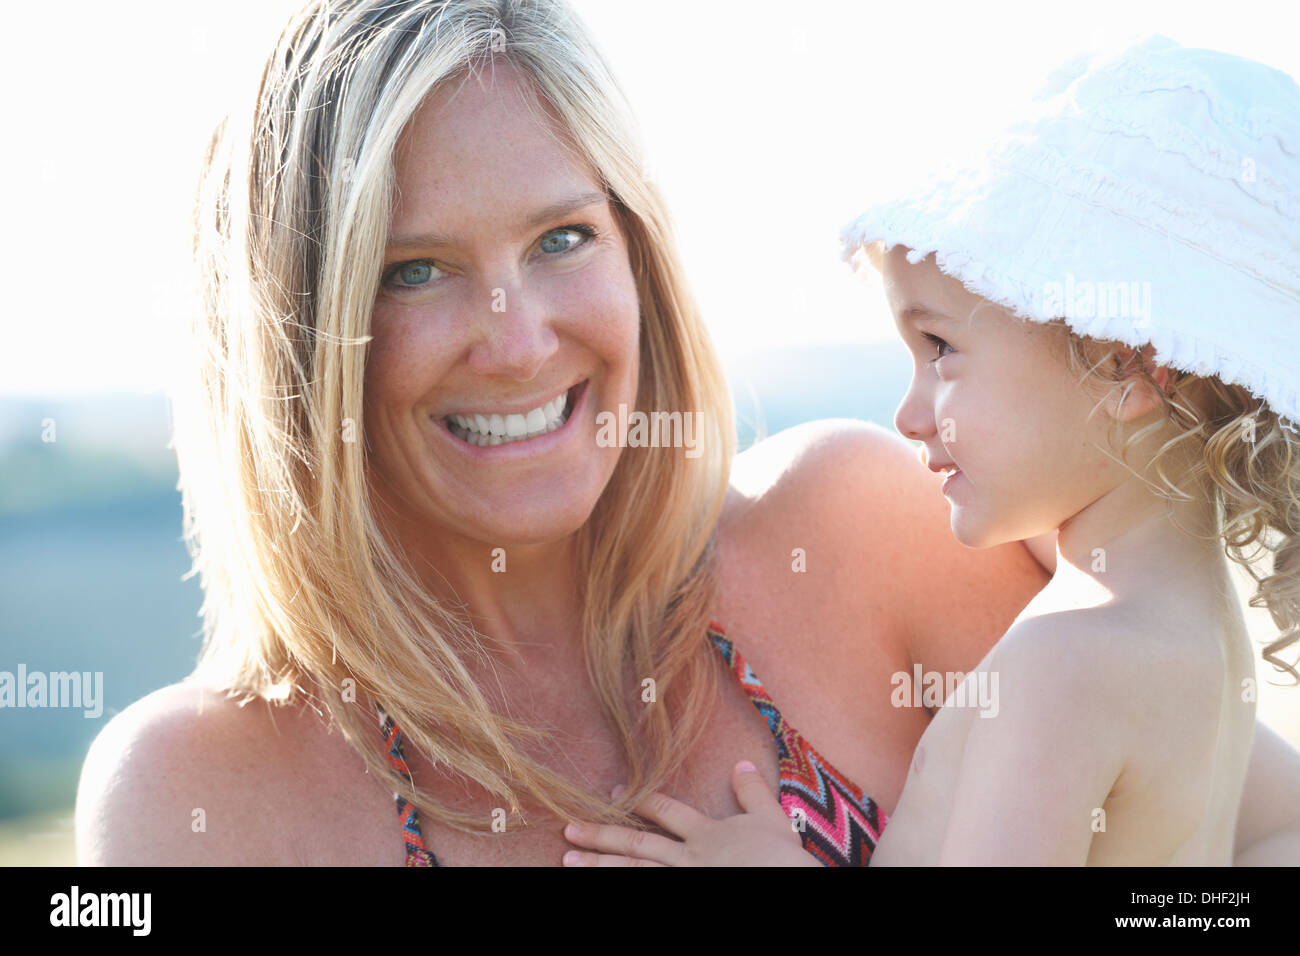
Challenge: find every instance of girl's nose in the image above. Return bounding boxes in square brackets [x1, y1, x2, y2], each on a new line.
[893, 376, 935, 443]
[465, 277, 560, 381]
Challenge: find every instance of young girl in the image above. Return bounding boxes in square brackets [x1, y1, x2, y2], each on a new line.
[560, 36, 1300, 866]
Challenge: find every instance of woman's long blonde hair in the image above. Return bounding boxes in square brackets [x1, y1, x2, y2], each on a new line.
[180, 0, 736, 832]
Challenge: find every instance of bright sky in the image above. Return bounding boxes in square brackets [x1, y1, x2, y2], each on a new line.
[3, 0, 1295, 397]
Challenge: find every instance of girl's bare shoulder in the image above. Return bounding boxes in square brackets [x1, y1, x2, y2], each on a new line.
[989, 600, 1226, 734]
[75, 678, 391, 865]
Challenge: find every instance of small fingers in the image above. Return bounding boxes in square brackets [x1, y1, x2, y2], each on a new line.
[730, 760, 787, 821]
[620, 789, 711, 839]
[563, 821, 684, 865]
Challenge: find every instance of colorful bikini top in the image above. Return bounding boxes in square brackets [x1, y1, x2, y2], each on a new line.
[378, 619, 888, 866]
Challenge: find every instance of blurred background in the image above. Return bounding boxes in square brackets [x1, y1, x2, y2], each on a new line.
[2, 0, 1297, 864]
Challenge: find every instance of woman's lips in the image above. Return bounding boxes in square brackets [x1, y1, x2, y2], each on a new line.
[444, 380, 582, 446]
[437, 379, 588, 455]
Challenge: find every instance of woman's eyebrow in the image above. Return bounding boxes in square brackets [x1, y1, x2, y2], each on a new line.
[522, 191, 609, 230]
[385, 191, 609, 251]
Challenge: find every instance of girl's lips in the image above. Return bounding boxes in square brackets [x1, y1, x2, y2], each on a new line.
[437, 379, 588, 460]
[942, 467, 963, 493]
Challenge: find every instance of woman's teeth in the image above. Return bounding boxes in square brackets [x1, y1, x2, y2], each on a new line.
[446, 388, 572, 447]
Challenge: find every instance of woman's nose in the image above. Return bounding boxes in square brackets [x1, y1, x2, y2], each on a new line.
[465, 276, 560, 380]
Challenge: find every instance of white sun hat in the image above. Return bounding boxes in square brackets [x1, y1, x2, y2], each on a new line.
[841, 35, 1300, 428]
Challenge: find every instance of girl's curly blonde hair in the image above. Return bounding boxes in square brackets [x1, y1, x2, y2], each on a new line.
[1047, 321, 1300, 683]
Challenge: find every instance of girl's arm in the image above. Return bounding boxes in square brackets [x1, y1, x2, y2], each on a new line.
[927, 616, 1124, 866]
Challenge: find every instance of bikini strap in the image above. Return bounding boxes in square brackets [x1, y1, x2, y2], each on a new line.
[706, 620, 887, 866]
[377, 705, 439, 867]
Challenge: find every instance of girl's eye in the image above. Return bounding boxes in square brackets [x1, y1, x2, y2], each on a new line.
[383, 259, 446, 291]
[537, 225, 596, 255]
[922, 333, 954, 365]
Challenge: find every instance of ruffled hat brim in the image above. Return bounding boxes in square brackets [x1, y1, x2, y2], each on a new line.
[841, 35, 1300, 426]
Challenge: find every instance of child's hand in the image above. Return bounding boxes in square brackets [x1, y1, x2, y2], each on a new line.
[561, 760, 820, 866]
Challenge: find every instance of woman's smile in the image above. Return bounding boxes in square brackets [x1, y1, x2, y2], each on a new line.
[435, 378, 590, 459]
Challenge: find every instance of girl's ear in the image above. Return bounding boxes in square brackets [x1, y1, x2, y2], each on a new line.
[1103, 344, 1174, 422]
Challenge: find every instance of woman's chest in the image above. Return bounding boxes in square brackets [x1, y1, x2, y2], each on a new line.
[293, 651, 781, 865]
[299, 537, 928, 863]
[394, 664, 788, 866]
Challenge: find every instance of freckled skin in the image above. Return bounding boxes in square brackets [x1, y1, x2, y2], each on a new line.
[362, 63, 642, 613]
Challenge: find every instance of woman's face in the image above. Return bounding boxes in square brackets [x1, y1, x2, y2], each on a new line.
[364, 64, 641, 549]
[883, 246, 1128, 549]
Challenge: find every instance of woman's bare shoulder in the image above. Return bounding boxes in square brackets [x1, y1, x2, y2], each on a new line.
[75, 678, 377, 865]
[715, 419, 921, 657]
[720, 418, 921, 543]
[723, 418, 910, 509]
[716, 417, 1047, 671]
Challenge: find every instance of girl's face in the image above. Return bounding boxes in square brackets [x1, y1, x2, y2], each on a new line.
[364, 63, 641, 549]
[883, 246, 1130, 549]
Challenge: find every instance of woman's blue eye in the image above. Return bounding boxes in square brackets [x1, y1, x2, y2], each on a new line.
[538, 226, 594, 255]
[382, 225, 595, 293]
[922, 333, 954, 364]
[385, 259, 444, 290]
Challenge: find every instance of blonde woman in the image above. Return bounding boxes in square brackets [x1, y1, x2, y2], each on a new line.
[75, 0, 1300, 866]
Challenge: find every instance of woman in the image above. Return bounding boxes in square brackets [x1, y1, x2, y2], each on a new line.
[75, 0, 1300, 866]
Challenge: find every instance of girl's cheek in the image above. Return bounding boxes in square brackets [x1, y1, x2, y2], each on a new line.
[932, 370, 959, 428]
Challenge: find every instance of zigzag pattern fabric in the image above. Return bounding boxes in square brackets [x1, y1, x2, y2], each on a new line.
[707, 621, 887, 866]
[378, 706, 439, 867]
